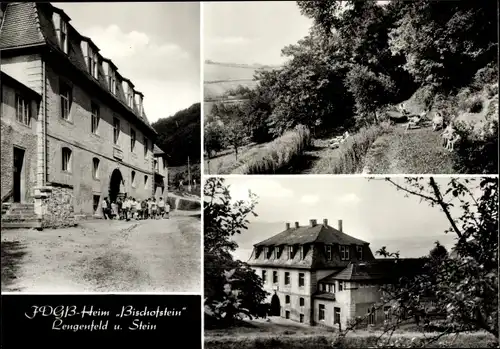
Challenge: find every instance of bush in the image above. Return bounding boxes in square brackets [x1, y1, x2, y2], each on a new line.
[311, 122, 393, 174]
[470, 62, 499, 91]
[231, 125, 312, 174]
[204, 333, 497, 349]
[459, 95, 484, 113]
[453, 119, 498, 174]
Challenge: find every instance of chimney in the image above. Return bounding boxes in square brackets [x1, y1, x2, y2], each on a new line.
[338, 219, 343, 232]
[285, 222, 290, 230]
[323, 218, 328, 226]
[309, 219, 317, 227]
[294, 222, 299, 228]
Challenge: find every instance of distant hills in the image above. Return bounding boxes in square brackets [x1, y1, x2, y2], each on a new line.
[151, 103, 200, 167]
[204, 60, 280, 100]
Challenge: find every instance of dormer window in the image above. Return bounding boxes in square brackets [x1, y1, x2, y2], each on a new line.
[356, 246, 363, 260]
[288, 245, 294, 259]
[87, 46, 98, 79]
[128, 93, 134, 108]
[108, 70, 116, 95]
[60, 19, 68, 54]
[299, 246, 304, 259]
[276, 246, 282, 258]
[340, 245, 350, 260]
[325, 245, 332, 261]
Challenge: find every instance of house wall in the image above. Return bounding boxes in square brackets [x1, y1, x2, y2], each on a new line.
[253, 266, 315, 325]
[313, 290, 351, 329]
[0, 81, 38, 203]
[43, 60, 154, 215]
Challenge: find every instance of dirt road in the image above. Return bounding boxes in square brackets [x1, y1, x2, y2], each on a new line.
[1, 213, 201, 293]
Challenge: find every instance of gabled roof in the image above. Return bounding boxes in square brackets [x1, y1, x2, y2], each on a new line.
[254, 223, 368, 247]
[0, 3, 45, 49]
[0, 2, 156, 134]
[319, 258, 428, 282]
[153, 144, 165, 155]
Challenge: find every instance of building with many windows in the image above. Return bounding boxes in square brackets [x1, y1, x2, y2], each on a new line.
[248, 218, 426, 329]
[0, 2, 167, 226]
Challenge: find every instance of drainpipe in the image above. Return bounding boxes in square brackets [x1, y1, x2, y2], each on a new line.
[42, 59, 46, 186]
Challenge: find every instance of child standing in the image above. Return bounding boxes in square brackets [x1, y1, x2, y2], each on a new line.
[165, 200, 171, 219]
[151, 198, 158, 219]
[158, 197, 165, 218]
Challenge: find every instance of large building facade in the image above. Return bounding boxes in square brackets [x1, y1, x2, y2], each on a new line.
[0, 3, 167, 224]
[248, 218, 425, 329]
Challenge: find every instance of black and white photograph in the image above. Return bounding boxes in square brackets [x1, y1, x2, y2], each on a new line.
[203, 1, 498, 175]
[0, 2, 201, 293]
[203, 176, 499, 348]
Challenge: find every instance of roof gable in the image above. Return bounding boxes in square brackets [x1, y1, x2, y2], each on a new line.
[254, 223, 368, 247]
[0, 3, 45, 49]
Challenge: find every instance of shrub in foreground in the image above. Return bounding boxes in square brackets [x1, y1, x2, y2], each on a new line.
[311, 122, 393, 174]
[453, 119, 498, 174]
[204, 333, 497, 349]
[231, 125, 312, 174]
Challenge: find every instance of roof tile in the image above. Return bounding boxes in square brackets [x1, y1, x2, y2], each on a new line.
[0, 3, 44, 49]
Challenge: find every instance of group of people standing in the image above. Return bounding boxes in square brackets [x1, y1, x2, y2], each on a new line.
[101, 196, 170, 221]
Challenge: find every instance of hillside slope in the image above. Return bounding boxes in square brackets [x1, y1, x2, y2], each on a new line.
[152, 103, 201, 166]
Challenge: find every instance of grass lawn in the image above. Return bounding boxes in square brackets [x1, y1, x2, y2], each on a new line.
[363, 126, 457, 174]
[204, 142, 271, 174]
[205, 318, 497, 349]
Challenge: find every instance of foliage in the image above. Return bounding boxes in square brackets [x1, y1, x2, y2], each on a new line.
[376, 177, 499, 342]
[205, 121, 227, 158]
[204, 178, 268, 326]
[151, 103, 200, 166]
[388, 1, 498, 90]
[232, 125, 312, 174]
[452, 119, 499, 174]
[211, 102, 249, 160]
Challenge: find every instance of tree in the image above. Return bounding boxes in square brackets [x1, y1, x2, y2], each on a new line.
[376, 177, 498, 340]
[204, 120, 226, 158]
[204, 178, 268, 327]
[212, 102, 248, 160]
[388, 0, 498, 91]
[151, 103, 201, 166]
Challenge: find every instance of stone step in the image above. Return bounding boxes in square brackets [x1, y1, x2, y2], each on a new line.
[1, 220, 42, 229]
[1, 217, 40, 223]
[8, 209, 36, 214]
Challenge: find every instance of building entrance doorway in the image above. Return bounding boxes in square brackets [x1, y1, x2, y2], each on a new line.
[270, 293, 281, 316]
[109, 168, 124, 203]
[13, 147, 25, 202]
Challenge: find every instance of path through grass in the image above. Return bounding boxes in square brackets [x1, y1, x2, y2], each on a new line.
[363, 126, 456, 174]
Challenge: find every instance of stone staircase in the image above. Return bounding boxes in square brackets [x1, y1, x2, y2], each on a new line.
[1, 202, 42, 229]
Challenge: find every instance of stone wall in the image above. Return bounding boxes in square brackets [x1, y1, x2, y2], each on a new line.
[40, 185, 76, 228]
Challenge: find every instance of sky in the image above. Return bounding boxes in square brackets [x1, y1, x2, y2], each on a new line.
[217, 176, 480, 260]
[203, 1, 313, 65]
[53, 2, 200, 123]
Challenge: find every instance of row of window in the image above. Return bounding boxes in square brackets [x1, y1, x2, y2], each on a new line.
[318, 281, 347, 293]
[262, 270, 305, 287]
[59, 81, 150, 157]
[318, 304, 341, 324]
[62, 148, 149, 188]
[57, 17, 137, 108]
[261, 244, 363, 261]
[283, 310, 305, 323]
[284, 295, 305, 307]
